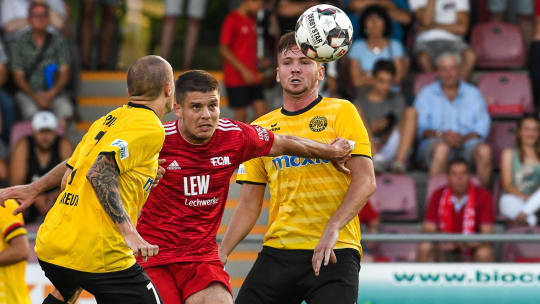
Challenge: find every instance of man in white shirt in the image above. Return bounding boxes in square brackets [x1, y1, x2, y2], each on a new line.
[409, 0, 476, 80]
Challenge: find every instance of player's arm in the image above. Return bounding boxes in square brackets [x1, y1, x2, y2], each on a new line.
[219, 183, 266, 264]
[86, 152, 158, 262]
[0, 234, 30, 266]
[268, 135, 353, 173]
[0, 160, 69, 213]
[312, 156, 376, 276]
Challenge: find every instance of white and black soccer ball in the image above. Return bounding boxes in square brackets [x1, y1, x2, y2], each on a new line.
[294, 4, 353, 62]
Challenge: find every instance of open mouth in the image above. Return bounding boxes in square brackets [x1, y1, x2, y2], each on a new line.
[290, 78, 302, 84]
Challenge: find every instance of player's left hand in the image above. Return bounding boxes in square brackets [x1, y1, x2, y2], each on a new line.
[152, 159, 166, 189]
[312, 227, 339, 276]
[330, 138, 352, 174]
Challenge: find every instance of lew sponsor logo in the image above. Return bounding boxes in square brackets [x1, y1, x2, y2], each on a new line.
[167, 160, 181, 170]
[211, 156, 231, 166]
[184, 175, 210, 196]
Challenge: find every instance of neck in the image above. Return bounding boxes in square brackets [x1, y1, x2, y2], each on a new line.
[129, 99, 165, 119]
[368, 36, 386, 44]
[368, 89, 386, 102]
[237, 5, 250, 16]
[282, 87, 319, 112]
[32, 30, 47, 44]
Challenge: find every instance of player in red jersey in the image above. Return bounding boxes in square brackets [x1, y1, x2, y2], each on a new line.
[136, 70, 353, 304]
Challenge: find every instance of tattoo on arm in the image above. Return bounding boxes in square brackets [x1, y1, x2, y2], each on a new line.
[86, 153, 129, 224]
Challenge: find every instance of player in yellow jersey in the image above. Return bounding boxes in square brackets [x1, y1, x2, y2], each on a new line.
[219, 32, 377, 304]
[0, 199, 31, 304]
[0, 55, 174, 304]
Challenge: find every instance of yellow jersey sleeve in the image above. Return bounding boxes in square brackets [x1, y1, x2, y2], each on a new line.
[236, 157, 268, 184]
[335, 101, 371, 158]
[0, 200, 26, 243]
[98, 122, 164, 174]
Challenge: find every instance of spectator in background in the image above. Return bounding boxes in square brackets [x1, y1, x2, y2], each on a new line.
[0, 42, 16, 149]
[349, 5, 407, 89]
[488, 0, 534, 48]
[10, 111, 73, 223]
[1, 0, 68, 39]
[409, 0, 476, 80]
[418, 158, 494, 262]
[500, 115, 540, 226]
[348, 0, 412, 42]
[11, 2, 73, 129]
[220, 0, 269, 122]
[415, 52, 492, 188]
[530, 0, 540, 112]
[275, 0, 320, 34]
[160, 0, 207, 69]
[80, 0, 120, 69]
[354, 60, 416, 173]
[358, 200, 380, 262]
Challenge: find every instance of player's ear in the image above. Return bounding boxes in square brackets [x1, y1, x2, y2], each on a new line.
[173, 102, 183, 118]
[317, 63, 325, 81]
[126, 88, 131, 97]
[276, 67, 281, 83]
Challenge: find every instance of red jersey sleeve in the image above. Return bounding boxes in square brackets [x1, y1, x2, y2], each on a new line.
[220, 13, 235, 46]
[425, 188, 444, 225]
[236, 121, 275, 162]
[477, 187, 495, 225]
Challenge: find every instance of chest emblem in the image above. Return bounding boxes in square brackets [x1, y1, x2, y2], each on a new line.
[309, 116, 327, 132]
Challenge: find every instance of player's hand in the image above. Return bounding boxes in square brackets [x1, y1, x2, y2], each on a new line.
[329, 138, 352, 174]
[312, 227, 339, 276]
[0, 184, 39, 215]
[124, 232, 159, 263]
[152, 159, 166, 189]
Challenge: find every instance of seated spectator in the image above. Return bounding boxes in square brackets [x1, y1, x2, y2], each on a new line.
[417, 158, 494, 262]
[220, 0, 269, 122]
[500, 115, 540, 226]
[348, 0, 412, 42]
[409, 0, 476, 80]
[488, 0, 534, 47]
[358, 200, 380, 262]
[10, 111, 73, 223]
[10, 2, 73, 130]
[349, 5, 407, 89]
[0, 0, 68, 39]
[414, 52, 492, 187]
[0, 41, 16, 147]
[354, 60, 416, 173]
[80, 0, 120, 69]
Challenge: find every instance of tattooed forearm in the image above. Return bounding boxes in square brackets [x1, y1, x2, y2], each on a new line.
[86, 153, 129, 224]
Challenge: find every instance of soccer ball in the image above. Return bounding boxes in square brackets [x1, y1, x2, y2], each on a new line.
[294, 4, 353, 62]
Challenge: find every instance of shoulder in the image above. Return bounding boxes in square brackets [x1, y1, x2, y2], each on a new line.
[475, 186, 493, 201]
[250, 108, 282, 128]
[416, 82, 439, 102]
[429, 186, 446, 203]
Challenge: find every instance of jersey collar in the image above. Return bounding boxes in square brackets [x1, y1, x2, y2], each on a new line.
[127, 102, 158, 116]
[280, 95, 323, 116]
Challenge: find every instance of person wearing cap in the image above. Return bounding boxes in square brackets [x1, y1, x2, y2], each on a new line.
[9, 111, 73, 222]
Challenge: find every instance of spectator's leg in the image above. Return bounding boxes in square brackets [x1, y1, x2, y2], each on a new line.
[415, 52, 434, 73]
[521, 188, 540, 225]
[473, 143, 492, 188]
[52, 95, 75, 130]
[160, 16, 177, 60]
[183, 17, 202, 69]
[234, 107, 248, 123]
[395, 107, 417, 165]
[473, 244, 494, 262]
[80, 0, 96, 69]
[460, 49, 476, 81]
[0, 158, 7, 181]
[417, 242, 436, 262]
[429, 141, 450, 176]
[15, 92, 39, 120]
[98, 3, 119, 69]
[252, 100, 269, 120]
[499, 194, 527, 220]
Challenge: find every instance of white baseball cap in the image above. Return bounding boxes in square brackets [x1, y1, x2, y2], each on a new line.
[32, 111, 58, 131]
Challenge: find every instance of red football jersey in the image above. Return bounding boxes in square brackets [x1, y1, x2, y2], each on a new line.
[137, 119, 274, 267]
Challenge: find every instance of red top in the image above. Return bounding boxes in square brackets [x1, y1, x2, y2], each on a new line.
[536, 0, 540, 17]
[137, 119, 274, 267]
[358, 201, 379, 224]
[220, 10, 259, 87]
[425, 185, 494, 233]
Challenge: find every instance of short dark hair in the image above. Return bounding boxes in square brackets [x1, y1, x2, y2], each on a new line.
[372, 59, 396, 77]
[277, 31, 298, 56]
[29, 1, 50, 16]
[358, 5, 392, 39]
[127, 55, 171, 101]
[175, 70, 219, 105]
[447, 157, 471, 174]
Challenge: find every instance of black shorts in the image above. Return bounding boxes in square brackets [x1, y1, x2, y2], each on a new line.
[226, 85, 264, 108]
[38, 259, 163, 304]
[236, 246, 361, 304]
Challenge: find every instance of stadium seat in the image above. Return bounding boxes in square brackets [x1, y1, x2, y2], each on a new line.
[487, 121, 517, 168]
[502, 226, 540, 262]
[413, 72, 438, 96]
[471, 22, 526, 68]
[372, 225, 419, 262]
[477, 72, 534, 116]
[371, 173, 418, 221]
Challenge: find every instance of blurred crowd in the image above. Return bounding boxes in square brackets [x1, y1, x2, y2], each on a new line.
[0, 0, 540, 263]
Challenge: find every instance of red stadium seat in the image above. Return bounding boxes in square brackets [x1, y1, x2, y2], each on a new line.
[502, 226, 540, 262]
[413, 72, 438, 96]
[487, 121, 517, 168]
[471, 22, 526, 68]
[372, 225, 419, 262]
[477, 72, 534, 116]
[9, 121, 32, 151]
[371, 173, 418, 221]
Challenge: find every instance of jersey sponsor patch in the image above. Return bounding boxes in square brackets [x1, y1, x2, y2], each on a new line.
[254, 125, 270, 141]
[111, 139, 129, 160]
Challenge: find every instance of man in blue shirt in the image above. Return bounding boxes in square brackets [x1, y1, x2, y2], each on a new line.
[414, 52, 492, 187]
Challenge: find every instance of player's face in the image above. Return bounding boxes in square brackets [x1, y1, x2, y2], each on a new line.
[176, 90, 220, 144]
[448, 163, 470, 195]
[276, 46, 324, 98]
